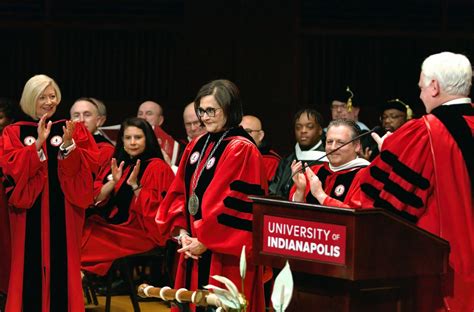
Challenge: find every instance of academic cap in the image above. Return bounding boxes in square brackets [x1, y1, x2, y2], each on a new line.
[382, 99, 413, 120]
[332, 86, 357, 112]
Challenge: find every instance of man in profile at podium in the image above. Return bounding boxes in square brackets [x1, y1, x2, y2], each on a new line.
[360, 51, 474, 310]
[289, 119, 369, 208]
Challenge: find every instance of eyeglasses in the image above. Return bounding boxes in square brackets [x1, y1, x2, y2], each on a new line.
[244, 128, 262, 134]
[380, 114, 405, 121]
[196, 107, 222, 117]
[330, 103, 348, 111]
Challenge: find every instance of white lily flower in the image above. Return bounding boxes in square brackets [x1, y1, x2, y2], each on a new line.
[271, 261, 294, 312]
[203, 283, 240, 309]
[211, 275, 240, 299]
[240, 245, 247, 280]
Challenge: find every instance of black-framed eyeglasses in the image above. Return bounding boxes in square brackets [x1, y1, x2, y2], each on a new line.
[244, 128, 262, 134]
[196, 107, 222, 117]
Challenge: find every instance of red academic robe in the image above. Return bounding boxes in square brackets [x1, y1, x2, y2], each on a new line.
[359, 104, 474, 311]
[0, 184, 10, 294]
[261, 149, 281, 183]
[289, 162, 367, 208]
[154, 125, 182, 167]
[156, 127, 267, 312]
[0, 136, 11, 294]
[92, 134, 115, 199]
[82, 157, 174, 275]
[2, 120, 99, 312]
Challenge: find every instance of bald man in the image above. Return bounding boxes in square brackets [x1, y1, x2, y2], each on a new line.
[137, 100, 164, 127]
[183, 102, 206, 141]
[70, 97, 115, 205]
[240, 115, 281, 183]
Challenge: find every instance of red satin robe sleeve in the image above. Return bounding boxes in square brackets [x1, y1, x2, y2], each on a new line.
[58, 122, 100, 208]
[262, 151, 281, 182]
[81, 158, 174, 276]
[360, 119, 434, 219]
[154, 143, 192, 244]
[130, 158, 175, 243]
[2, 122, 99, 209]
[2, 125, 47, 209]
[93, 142, 115, 199]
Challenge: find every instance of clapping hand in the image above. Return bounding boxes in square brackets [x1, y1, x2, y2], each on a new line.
[110, 158, 124, 183]
[291, 160, 307, 192]
[371, 131, 392, 151]
[62, 120, 76, 148]
[161, 149, 172, 166]
[126, 159, 141, 187]
[36, 114, 52, 151]
[304, 166, 327, 204]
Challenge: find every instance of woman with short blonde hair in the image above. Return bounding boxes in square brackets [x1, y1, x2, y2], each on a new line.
[2, 74, 98, 312]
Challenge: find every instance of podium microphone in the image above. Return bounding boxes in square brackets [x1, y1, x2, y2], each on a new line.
[289, 125, 382, 181]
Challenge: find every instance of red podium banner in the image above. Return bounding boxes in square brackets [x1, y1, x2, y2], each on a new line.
[262, 215, 346, 265]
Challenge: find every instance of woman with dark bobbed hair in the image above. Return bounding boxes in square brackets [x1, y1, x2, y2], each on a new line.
[81, 117, 174, 276]
[2, 74, 99, 312]
[157, 79, 267, 312]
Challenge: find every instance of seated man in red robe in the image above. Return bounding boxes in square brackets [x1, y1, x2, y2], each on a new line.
[290, 119, 369, 208]
[70, 97, 115, 202]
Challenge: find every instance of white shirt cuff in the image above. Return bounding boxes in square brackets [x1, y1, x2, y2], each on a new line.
[37, 149, 47, 162]
[59, 139, 76, 158]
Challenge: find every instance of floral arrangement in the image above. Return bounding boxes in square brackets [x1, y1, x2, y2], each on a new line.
[204, 245, 294, 312]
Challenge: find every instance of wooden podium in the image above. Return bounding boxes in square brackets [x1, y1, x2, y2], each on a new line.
[251, 196, 450, 312]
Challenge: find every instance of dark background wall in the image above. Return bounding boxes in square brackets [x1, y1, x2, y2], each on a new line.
[1, 0, 473, 154]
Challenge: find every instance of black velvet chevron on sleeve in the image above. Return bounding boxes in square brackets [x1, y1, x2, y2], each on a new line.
[216, 180, 265, 232]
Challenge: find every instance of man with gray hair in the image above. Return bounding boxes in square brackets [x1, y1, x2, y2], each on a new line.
[290, 119, 369, 207]
[361, 52, 474, 310]
[183, 102, 206, 141]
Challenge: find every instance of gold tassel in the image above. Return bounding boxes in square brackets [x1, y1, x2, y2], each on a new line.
[405, 105, 413, 120]
[346, 86, 354, 112]
[388, 98, 413, 120]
